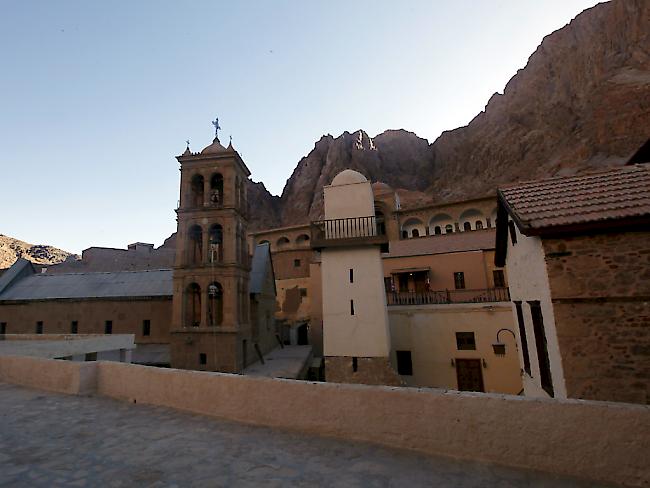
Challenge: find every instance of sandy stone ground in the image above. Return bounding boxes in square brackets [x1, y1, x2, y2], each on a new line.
[0, 383, 614, 487]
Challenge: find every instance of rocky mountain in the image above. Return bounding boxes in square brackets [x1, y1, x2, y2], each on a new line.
[0, 235, 78, 269]
[247, 0, 650, 228]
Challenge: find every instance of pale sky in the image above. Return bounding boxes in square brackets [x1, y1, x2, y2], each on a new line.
[0, 0, 601, 253]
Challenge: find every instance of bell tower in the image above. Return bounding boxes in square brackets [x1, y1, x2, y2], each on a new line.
[170, 124, 252, 373]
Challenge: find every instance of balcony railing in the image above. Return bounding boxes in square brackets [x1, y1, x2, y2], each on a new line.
[386, 287, 510, 306]
[310, 216, 388, 248]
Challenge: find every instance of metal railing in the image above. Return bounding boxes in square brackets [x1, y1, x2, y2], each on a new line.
[386, 287, 510, 306]
[311, 216, 383, 241]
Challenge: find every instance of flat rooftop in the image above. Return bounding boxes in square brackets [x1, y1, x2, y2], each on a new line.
[0, 383, 609, 487]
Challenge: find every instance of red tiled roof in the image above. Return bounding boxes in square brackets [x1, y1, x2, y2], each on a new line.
[384, 229, 496, 258]
[498, 164, 650, 232]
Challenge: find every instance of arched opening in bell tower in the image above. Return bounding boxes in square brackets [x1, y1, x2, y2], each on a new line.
[210, 173, 224, 206]
[190, 174, 204, 208]
[185, 283, 202, 327]
[207, 282, 223, 326]
[188, 225, 203, 265]
[209, 224, 223, 263]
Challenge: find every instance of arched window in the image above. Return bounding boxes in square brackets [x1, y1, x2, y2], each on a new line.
[210, 173, 223, 206]
[235, 176, 241, 209]
[412, 229, 420, 237]
[208, 224, 223, 262]
[445, 224, 454, 234]
[401, 218, 425, 239]
[259, 239, 270, 246]
[185, 283, 201, 327]
[429, 213, 454, 236]
[277, 237, 290, 249]
[402, 230, 408, 239]
[207, 282, 223, 326]
[460, 209, 487, 231]
[476, 221, 484, 230]
[188, 225, 203, 265]
[190, 174, 204, 208]
[296, 234, 310, 246]
[463, 222, 472, 231]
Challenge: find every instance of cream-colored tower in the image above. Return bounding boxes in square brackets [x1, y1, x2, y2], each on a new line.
[314, 169, 400, 385]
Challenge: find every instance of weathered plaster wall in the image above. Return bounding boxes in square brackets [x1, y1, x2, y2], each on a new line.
[1, 358, 648, 487]
[324, 356, 401, 386]
[543, 231, 650, 404]
[505, 221, 567, 398]
[388, 303, 522, 394]
[322, 247, 391, 358]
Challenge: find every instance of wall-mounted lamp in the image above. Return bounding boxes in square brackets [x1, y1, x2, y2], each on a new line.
[482, 358, 487, 369]
[450, 358, 455, 367]
[492, 328, 517, 356]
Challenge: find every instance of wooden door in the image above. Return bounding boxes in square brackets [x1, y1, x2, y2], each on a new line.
[455, 359, 484, 392]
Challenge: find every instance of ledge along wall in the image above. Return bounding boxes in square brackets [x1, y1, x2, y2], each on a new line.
[0, 355, 648, 488]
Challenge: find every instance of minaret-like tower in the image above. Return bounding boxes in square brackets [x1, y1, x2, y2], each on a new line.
[170, 128, 251, 372]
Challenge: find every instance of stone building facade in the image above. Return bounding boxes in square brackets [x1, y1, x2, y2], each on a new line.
[496, 162, 650, 404]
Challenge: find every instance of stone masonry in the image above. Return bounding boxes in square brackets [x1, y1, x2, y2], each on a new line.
[543, 231, 650, 404]
[324, 357, 402, 386]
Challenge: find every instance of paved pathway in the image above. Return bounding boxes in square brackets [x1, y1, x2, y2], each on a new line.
[0, 383, 613, 487]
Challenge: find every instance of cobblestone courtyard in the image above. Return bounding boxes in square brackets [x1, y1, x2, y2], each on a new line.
[0, 383, 613, 487]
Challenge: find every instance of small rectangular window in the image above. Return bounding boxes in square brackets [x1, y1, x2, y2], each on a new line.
[293, 259, 301, 268]
[85, 352, 97, 361]
[0, 322, 6, 335]
[299, 288, 307, 298]
[508, 221, 518, 245]
[350, 299, 355, 316]
[199, 353, 207, 365]
[36, 321, 43, 334]
[352, 357, 358, 372]
[349, 268, 354, 283]
[514, 302, 531, 375]
[396, 350, 413, 376]
[71, 321, 78, 334]
[493, 269, 506, 288]
[105, 320, 113, 334]
[454, 272, 465, 290]
[142, 319, 151, 336]
[456, 332, 476, 350]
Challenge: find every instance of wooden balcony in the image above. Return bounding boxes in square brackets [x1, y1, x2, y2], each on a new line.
[310, 216, 388, 249]
[386, 287, 511, 306]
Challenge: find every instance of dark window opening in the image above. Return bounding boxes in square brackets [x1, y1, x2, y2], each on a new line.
[508, 221, 518, 245]
[476, 221, 484, 230]
[514, 302, 531, 375]
[85, 352, 97, 361]
[293, 259, 301, 268]
[454, 272, 466, 290]
[299, 288, 307, 297]
[71, 321, 78, 334]
[463, 222, 471, 231]
[401, 230, 408, 239]
[105, 321, 113, 335]
[456, 332, 476, 350]
[396, 350, 413, 376]
[352, 357, 358, 372]
[36, 321, 43, 334]
[434, 226, 442, 235]
[493, 269, 506, 288]
[0, 322, 6, 334]
[529, 301, 554, 397]
[445, 224, 454, 233]
[199, 353, 207, 365]
[412, 229, 420, 238]
[384, 277, 392, 293]
[350, 300, 355, 316]
[142, 319, 151, 336]
[349, 268, 354, 283]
